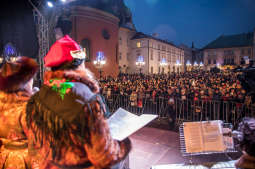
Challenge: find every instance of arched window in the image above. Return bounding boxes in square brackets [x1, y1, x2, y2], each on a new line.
[80, 38, 91, 61]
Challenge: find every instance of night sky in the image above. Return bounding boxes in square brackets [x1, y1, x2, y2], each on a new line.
[124, 0, 255, 49]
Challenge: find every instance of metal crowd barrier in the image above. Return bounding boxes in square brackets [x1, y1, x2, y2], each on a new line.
[102, 94, 255, 127]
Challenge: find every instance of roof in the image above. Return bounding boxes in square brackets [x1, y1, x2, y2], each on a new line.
[203, 32, 254, 49]
[131, 32, 179, 49]
[120, 24, 136, 31]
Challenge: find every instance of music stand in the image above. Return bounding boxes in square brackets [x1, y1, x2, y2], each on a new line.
[179, 121, 237, 164]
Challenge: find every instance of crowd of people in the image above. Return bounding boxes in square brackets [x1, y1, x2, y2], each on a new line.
[100, 71, 253, 106]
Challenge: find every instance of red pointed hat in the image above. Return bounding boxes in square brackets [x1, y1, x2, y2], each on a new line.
[44, 35, 84, 67]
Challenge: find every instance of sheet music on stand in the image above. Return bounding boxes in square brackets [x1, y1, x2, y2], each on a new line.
[179, 120, 237, 157]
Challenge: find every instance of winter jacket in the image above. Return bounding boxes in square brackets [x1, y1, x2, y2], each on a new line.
[26, 70, 131, 169]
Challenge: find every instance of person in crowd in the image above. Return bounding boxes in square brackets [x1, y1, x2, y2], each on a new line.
[235, 117, 255, 169]
[0, 57, 38, 169]
[26, 35, 131, 169]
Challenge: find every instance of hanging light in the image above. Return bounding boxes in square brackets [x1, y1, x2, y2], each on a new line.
[160, 58, 168, 66]
[94, 51, 106, 66]
[47, 1, 54, 7]
[186, 60, 191, 66]
[136, 56, 145, 66]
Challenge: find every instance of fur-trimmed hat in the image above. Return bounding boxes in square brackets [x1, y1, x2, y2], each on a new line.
[44, 35, 86, 68]
[0, 56, 38, 92]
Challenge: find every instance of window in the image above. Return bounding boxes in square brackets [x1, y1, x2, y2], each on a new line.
[158, 67, 161, 73]
[102, 29, 110, 40]
[208, 59, 211, 64]
[137, 42, 141, 48]
[209, 51, 214, 56]
[151, 50, 153, 60]
[241, 49, 245, 55]
[151, 67, 153, 73]
[80, 38, 91, 61]
[162, 46, 166, 51]
[119, 37, 122, 45]
[240, 57, 245, 64]
[213, 60, 216, 64]
[119, 52, 122, 60]
[224, 58, 227, 65]
[231, 58, 234, 65]
[158, 52, 160, 61]
[248, 48, 251, 54]
[158, 44, 160, 50]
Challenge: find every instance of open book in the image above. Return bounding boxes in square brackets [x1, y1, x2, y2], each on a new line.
[183, 120, 227, 153]
[107, 108, 158, 141]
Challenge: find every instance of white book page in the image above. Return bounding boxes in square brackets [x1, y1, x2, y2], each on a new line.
[202, 120, 226, 152]
[183, 122, 204, 153]
[107, 108, 157, 141]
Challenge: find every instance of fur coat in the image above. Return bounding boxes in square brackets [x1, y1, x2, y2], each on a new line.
[0, 90, 33, 169]
[26, 69, 131, 169]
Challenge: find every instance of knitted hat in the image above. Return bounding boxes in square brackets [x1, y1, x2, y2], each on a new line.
[0, 56, 38, 92]
[44, 35, 86, 67]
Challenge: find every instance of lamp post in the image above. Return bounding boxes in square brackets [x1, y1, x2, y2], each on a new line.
[175, 60, 182, 74]
[160, 58, 168, 74]
[186, 60, 191, 71]
[136, 55, 145, 74]
[193, 61, 198, 70]
[93, 51, 106, 80]
[3, 43, 18, 63]
[199, 61, 204, 70]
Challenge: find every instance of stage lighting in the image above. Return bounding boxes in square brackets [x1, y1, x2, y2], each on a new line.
[47, 1, 54, 7]
[60, 0, 66, 2]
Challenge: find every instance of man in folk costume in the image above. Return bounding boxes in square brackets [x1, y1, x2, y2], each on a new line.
[26, 35, 131, 169]
[0, 57, 38, 169]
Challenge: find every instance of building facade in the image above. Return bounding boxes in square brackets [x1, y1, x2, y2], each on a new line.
[203, 31, 255, 70]
[118, 26, 136, 73]
[118, 32, 184, 74]
[70, 6, 120, 78]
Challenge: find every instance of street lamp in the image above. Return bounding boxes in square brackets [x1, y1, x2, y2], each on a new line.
[160, 58, 168, 74]
[193, 61, 198, 70]
[175, 60, 182, 74]
[186, 60, 191, 71]
[136, 55, 145, 74]
[199, 61, 204, 70]
[3, 43, 18, 63]
[93, 51, 106, 80]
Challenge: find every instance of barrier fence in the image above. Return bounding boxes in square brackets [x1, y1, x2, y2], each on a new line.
[103, 94, 255, 127]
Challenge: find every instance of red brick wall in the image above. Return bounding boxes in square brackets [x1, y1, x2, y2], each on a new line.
[70, 6, 120, 78]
